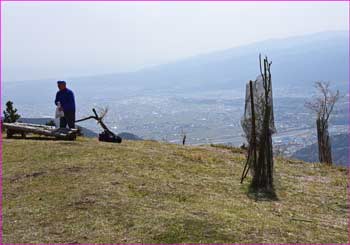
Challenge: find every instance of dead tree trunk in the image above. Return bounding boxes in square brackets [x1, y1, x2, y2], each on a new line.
[252, 105, 273, 189]
[305, 81, 339, 165]
[316, 118, 332, 164]
[240, 55, 275, 193]
[251, 56, 274, 191]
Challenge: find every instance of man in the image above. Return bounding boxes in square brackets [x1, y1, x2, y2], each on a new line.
[55, 80, 76, 129]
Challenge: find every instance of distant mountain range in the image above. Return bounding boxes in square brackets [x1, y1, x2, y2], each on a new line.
[86, 30, 347, 91]
[117, 132, 143, 141]
[292, 133, 349, 167]
[3, 31, 349, 107]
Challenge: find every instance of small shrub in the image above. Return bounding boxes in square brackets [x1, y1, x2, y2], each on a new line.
[3, 101, 20, 123]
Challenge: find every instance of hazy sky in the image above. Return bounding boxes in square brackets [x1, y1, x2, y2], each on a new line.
[2, 2, 349, 82]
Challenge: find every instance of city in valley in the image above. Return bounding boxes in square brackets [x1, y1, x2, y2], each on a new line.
[4, 82, 348, 165]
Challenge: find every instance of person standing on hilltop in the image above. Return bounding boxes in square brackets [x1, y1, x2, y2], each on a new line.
[55, 80, 76, 129]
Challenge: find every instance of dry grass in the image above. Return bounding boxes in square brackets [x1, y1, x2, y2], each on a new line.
[2, 137, 349, 243]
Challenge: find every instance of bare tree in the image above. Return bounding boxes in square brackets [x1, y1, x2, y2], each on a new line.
[241, 55, 276, 193]
[305, 81, 339, 164]
[253, 55, 275, 191]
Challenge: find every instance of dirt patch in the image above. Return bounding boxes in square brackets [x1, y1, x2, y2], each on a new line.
[26, 171, 45, 178]
[297, 175, 330, 183]
[68, 195, 97, 210]
[9, 171, 46, 183]
[65, 166, 83, 173]
[111, 181, 121, 185]
[73, 198, 96, 205]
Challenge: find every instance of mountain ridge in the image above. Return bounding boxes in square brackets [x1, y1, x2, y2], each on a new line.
[4, 30, 348, 89]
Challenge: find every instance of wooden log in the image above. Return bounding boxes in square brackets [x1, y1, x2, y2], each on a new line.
[3, 123, 77, 140]
[15, 123, 56, 130]
[4, 123, 54, 136]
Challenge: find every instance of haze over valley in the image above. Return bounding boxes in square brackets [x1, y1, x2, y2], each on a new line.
[3, 31, 349, 165]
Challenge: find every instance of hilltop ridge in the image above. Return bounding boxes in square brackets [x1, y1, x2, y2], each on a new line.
[3, 137, 348, 243]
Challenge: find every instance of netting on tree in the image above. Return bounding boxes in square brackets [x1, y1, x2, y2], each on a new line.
[240, 56, 276, 192]
[241, 75, 276, 145]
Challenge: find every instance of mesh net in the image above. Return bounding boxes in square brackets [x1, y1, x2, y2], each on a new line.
[241, 75, 276, 144]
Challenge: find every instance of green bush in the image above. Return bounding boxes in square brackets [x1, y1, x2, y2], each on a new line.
[3, 101, 20, 123]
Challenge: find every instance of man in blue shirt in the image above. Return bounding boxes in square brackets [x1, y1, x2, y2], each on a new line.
[55, 81, 76, 129]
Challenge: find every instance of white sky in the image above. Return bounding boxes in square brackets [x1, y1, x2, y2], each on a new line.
[2, 1, 349, 81]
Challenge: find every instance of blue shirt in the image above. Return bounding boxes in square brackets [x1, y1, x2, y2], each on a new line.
[55, 88, 76, 112]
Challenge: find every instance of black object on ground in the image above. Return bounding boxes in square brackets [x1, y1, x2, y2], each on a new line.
[99, 130, 122, 143]
[75, 108, 122, 143]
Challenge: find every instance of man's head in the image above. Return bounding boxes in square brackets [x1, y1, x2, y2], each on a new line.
[57, 80, 66, 90]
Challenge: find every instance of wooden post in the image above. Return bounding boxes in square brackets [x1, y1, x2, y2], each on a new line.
[317, 118, 332, 164]
[241, 80, 257, 183]
[249, 80, 258, 173]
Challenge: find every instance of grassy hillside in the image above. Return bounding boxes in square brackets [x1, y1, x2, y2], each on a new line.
[3, 137, 349, 243]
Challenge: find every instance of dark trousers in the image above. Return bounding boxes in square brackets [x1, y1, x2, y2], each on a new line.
[60, 111, 75, 129]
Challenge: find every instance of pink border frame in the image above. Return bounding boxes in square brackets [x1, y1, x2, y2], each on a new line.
[0, 1, 349, 245]
[0, 0, 349, 1]
[347, 1, 350, 244]
[0, 0, 349, 2]
[1, 1, 3, 244]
